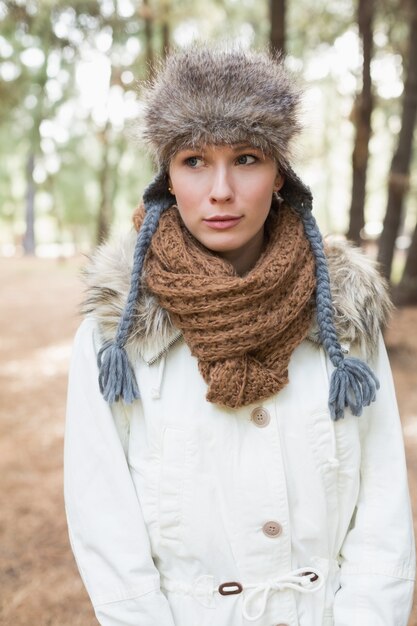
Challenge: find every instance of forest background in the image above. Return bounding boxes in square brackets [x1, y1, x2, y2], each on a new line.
[0, 0, 417, 624]
[1, 0, 416, 295]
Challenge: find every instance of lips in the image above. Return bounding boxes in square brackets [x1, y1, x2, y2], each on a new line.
[203, 215, 243, 230]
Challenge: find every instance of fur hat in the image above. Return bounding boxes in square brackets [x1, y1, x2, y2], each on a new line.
[141, 47, 301, 172]
[97, 44, 379, 420]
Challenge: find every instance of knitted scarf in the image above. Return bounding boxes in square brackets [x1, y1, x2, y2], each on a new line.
[141, 203, 316, 408]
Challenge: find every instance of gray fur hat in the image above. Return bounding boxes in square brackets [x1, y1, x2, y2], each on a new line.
[97, 45, 379, 420]
[142, 46, 301, 172]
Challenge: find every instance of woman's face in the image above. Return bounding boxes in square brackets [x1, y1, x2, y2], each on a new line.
[168, 143, 284, 274]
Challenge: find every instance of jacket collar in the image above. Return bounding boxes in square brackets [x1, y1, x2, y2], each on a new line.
[82, 230, 392, 364]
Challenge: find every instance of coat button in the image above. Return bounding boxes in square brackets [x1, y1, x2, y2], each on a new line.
[251, 407, 270, 427]
[262, 521, 283, 537]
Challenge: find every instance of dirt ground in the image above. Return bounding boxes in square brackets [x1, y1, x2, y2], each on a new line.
[0, 256, 416, 626]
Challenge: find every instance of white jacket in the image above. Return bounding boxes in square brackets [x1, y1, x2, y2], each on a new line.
[64, 236, 415, 626]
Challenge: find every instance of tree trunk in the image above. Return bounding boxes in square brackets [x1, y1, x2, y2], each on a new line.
[395, 219, 417, 304]
[270, 0, 285, 55]
[23, 152, 36, 255]
[161, 0, 171, 58]
[377, 3, 417, 280]
[346, 0, 374, 244]
[142, 0, 155, 79]
[21, 41, 47, 257]
[96, 124, 113, 245]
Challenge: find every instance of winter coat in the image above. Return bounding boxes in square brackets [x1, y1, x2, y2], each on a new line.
[64, 234, 415, 626]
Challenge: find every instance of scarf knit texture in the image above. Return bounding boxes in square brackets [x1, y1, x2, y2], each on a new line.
[136, 203, 317, 408]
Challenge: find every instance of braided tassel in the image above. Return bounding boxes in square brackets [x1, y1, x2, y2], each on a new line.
[97, 339, 139, 404]
[283, 173, 380, 420]
[328, 356, 379, 420]
[97, 171, 172, 404]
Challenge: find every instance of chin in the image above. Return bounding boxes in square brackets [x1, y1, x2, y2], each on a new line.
[203, 239, 244, 254]
[198, 232, 243, 249]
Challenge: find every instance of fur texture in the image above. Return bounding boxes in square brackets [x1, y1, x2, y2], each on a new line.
[82, 232, 179, 364]
[310, 239, 392, 357]
[82, 233, 391, 364]
[139, 45, 302, 173]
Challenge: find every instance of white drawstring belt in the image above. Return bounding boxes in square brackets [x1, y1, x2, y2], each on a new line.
[161, 566, 324, 621]
[240, 567, 324, 621]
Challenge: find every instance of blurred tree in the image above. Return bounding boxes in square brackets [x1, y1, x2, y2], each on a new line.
[346, 0, 374, 245]
[96, 120, 112, 243]
[160, 0, 172, 58]
[396, 219, 417, 303]
[0, 0, 158, 249]
[377, 0, 417, 280]
[141, 0, 155, 78]
[289, 1, 353, 56]
[1, 0, 414, 255]
[23, 152, 36, 254]
[53, 131, 100, 247]
[0, 0, 104, 253]
[270, 0, 285, 54]
[2, 1, 49, 254]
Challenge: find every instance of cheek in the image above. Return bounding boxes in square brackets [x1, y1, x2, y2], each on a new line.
[170, 175, 205, 228]
[173, 189, 197, 225]
[170, 173, 196, 206]
[172, 189, 199, 233]
[244, 177, 275, 214]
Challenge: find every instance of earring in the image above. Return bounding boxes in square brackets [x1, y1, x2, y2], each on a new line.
[274, 189, 283, 204]
[168, 186, 175, 195]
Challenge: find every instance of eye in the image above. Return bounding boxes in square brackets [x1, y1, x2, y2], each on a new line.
[185, 156, 203, 168]
[236, 154, 257, 165]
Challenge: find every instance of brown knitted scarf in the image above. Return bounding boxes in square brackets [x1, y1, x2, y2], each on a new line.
[139, 203, 316, 408]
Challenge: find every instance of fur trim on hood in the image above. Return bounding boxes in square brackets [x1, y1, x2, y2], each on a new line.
[82, 231, 392, 365]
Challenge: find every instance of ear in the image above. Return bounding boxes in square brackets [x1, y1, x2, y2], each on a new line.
[274, 172, 285, 192]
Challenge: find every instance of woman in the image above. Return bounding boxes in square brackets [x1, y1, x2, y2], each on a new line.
[64, 46, 415, 626]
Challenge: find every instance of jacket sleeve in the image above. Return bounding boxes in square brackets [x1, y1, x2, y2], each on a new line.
[333, 333, 415, 626]
[64, 318, 176, 626]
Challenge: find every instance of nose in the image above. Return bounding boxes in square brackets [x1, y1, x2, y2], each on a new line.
[209, 165, 234, 204]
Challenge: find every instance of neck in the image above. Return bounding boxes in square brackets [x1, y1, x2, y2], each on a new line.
[217, 227, 265, 276]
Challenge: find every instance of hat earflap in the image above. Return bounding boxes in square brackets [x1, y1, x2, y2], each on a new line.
[281, 171, 380, 420]
[97, 170, 172, 403]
